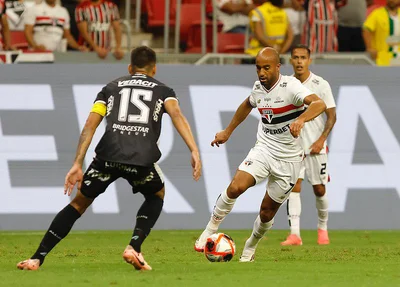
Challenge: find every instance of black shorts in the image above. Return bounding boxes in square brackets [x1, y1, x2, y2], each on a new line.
[80, 157, 164, 199]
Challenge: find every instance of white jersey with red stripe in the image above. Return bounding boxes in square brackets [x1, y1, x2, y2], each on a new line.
[249, 75, 314, 162]
[300, 72, 336, 154]
[24, 2, 70, 51]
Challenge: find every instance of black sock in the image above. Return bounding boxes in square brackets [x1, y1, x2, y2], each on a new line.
[129, 195, 163, 253]
[31, 204, 81, 265]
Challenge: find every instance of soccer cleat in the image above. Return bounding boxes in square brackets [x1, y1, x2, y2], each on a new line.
[281, 234, 303, 246]
[17, 259, 40, 271]
[123, 246, 152, 271]
[317, 229, 330, 245]
[194, 229, 215, 252]
[239, 248, 255, 262]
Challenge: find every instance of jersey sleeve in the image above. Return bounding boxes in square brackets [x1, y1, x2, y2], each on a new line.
[289, 78, 313, 106]
[320, 80, 336, 109]
[91, 86, 107, 117]
[63, 8, 70, 30]
[248, 81, 260, 108]
[24, 6, 35, 26]
[249, 8, 262, 23]
[363, 10, 377, 32]
[163, 87, 179, 103]
[111, 2, 120, 21]
[75, 4, 86, 23]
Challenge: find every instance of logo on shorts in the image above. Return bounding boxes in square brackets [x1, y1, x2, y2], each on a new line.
[84, 180, 91, 186]
[261, 109, 274, 123]
[244, 160, 253, 166]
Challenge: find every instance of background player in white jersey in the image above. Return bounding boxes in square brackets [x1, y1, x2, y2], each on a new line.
[194, 47, 327, 262]
[281, 44, 337, 246]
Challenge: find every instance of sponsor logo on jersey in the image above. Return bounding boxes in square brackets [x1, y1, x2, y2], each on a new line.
[90, 22, 110, 32]
[112, 124, 149, 136]
[118, 79, 158, 88]
[280, 82, 287, 88]
[312, 79, 320, 85]
[153, 99, 163, 122]
[244, 159, 253, 166]
[274, 96, 284, 103]
[105, 161, 138, 173]
[261, 123, 290, 135]
[106, 96, 114, 117]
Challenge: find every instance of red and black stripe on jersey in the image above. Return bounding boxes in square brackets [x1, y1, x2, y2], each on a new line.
[34, 16, 66, 29]
[75, 0, 119, 49]
[259, 104, 305, 125]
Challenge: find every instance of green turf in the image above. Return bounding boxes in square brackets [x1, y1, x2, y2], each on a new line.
[0, 230, 399, 287]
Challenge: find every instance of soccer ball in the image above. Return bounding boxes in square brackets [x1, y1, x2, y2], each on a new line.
[204, 233, 236, 262]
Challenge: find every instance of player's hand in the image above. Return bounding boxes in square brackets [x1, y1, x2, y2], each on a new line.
[211, 130, 231, 147]
[367, 49, 377, 60]
[290, 119, 304, 138]
[191, 150, 202, 181]
[95, 47, 108, 59]
[34, 45, 47, 51]
[64, 163, 84, 196]
[78, 45, 89, 52]
[309, 139, 324, 154]
[113, 48, 125, 60]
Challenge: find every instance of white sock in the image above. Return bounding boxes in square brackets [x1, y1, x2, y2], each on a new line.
[287, 192, 301, 237]
[316, 193, 328, 230]
[204, 189, 236, 235]
[244, 215, 274, 250]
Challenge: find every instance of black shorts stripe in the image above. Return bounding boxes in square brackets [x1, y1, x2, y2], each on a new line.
[261, 109, 305, 125]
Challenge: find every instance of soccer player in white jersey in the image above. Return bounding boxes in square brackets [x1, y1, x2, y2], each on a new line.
[281, 44, 337, 246]
[194, 47, 327, 262]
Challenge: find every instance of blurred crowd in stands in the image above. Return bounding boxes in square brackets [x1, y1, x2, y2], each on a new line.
[0, 0, 399, 65]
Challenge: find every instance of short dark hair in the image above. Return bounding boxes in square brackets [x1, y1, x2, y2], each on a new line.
[130, 46, 157, 70]
[291, 44, 311, 57]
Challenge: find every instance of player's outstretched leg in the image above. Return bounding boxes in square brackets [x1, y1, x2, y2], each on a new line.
[17, 191, 92, 270]
[195, 171, 254, 252]
[281, 190, 303, 246]
[314, 185, 329, 245]
[123, 190, 164, 271]
[240, 191, 280, 262]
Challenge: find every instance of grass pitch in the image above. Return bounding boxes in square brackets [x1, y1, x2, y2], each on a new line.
[0, 230, 399, 287]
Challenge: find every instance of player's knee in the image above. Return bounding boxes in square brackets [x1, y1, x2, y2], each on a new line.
[313, 184, 326, 197]
[70, 192, 93, 214]
[259, 209, 274, 223]
[227, 182, 248, 199]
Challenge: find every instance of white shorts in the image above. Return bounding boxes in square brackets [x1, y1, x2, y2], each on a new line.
[298, 154, 329, 185]
[238, 145, 302, 204]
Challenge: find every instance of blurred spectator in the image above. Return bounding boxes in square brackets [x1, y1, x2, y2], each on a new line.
[337, 0, 367, 52]
[363, 0, 400, 66]
[246, 0, 293, 57]
[75, 0, 123, 59]
[285, 0, 305, 50]
[62, 0, 81, 46]
[24, 0, 87, 51]
[216, 0, 255, 34]
[302, 0, 341, 53]
[0, 0, 13, 50]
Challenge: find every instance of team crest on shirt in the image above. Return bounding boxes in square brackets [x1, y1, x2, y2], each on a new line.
[261, 109, 274, 123]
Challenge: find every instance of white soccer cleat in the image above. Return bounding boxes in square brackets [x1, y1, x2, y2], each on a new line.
[194, 229, 215, 252]
[239, 250, 255, 262]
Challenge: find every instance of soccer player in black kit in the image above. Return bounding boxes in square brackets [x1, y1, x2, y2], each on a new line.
[17, 46, 202, 271]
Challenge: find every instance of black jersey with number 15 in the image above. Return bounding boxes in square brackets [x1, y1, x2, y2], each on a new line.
[93, 73, 178, 167]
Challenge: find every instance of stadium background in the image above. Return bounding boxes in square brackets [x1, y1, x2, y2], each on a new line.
[0, 64, 398, 230]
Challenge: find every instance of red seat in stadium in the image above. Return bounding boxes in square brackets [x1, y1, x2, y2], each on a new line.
[217, 33, 245, 54]
[143, 0, 176, 27]
[10, 31, 29, 50]
[180, 3, 223, 53]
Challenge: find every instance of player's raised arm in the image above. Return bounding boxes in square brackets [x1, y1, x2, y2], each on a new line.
[211, 97, 254, 147]
[290, 94, 326, 138]
[164, 99, 202, 181]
